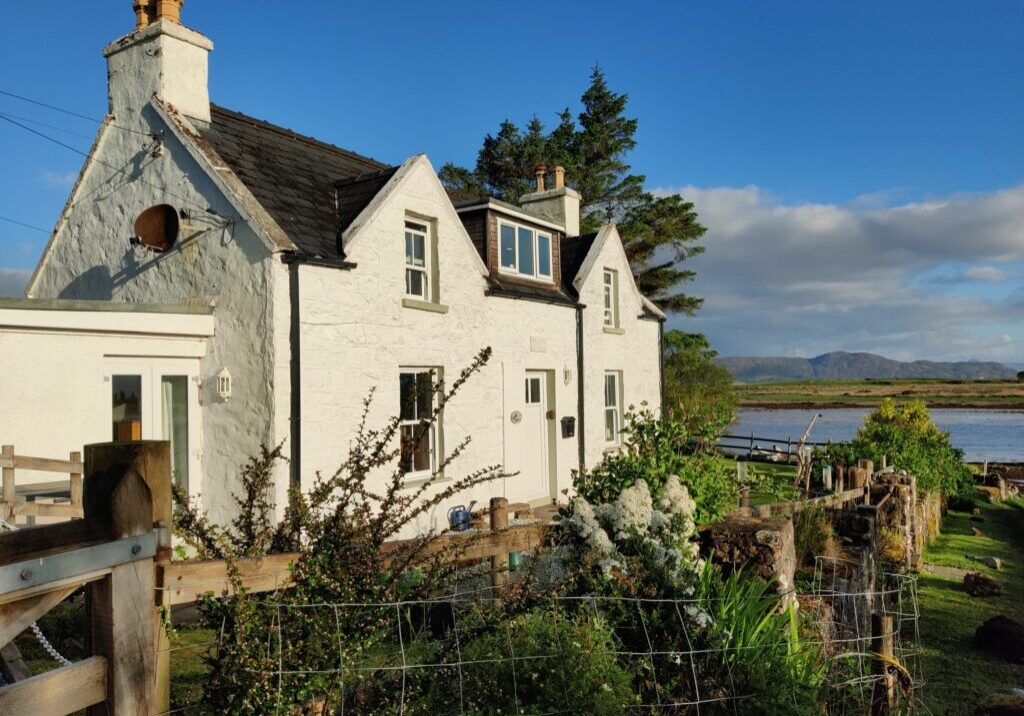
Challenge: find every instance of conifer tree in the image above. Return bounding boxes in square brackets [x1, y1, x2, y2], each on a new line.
[440, 67, 706, 314]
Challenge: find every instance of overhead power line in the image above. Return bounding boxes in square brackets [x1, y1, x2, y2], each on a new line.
[0, 215, 50, 234]
[0, 88, 158, 138]
[0, 111, 95, 140]
[0, 113, 228, 223]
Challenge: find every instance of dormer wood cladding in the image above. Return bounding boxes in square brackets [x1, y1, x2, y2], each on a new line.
[459, 207, 563, 289]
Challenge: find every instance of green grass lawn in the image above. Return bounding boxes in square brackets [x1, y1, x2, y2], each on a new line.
[169, 624, 216, 711]
[916, 499, 1024, 714]
[714, 456, 800, 506]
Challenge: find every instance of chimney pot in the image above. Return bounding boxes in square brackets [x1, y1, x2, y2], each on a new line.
[534, 164, 546, 192]
[554, 165, 565, 189]
[133, 0, 155, 29]
[155, 0, 183, 23]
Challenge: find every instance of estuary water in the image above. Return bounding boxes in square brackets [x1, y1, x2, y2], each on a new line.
[732, 408, 1024, 463]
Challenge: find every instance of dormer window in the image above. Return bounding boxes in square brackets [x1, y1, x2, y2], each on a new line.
[499, 220, 552, 281]
[404, 220, 429, 300]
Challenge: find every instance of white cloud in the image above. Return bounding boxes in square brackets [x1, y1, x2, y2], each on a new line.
[0, 269, 31, 297]
[965, 266, 1009, 283]
[39, 170, 76, 189]
[656, 184, 1024, 362]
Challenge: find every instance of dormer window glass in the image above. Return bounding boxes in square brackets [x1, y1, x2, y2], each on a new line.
[404, 221, 428, 300]
[498, 220, 552, 281]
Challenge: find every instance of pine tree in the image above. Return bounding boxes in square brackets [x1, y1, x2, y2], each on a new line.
[441, 68, 706, 314]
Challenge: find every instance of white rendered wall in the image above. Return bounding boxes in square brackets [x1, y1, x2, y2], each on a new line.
[27, 106, 281, 524]
[578, 229, 663, 468]
[0, 311, 210, 488]
[294, 159, 581, 534]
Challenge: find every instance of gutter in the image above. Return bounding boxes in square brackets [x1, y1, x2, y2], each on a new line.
[576, 304, 586, 473]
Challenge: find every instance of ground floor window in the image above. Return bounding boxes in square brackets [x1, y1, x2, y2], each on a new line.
[399, 368, 439, 477]
[604, 371, 623, 444]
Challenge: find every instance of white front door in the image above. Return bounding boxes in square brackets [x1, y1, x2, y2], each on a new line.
[104, 358, 202, 497]
[523, 371, 554, 502]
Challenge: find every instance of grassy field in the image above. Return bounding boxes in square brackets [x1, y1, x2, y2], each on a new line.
[916, 498, 1024, 714]
[734, 378, 1024, 409]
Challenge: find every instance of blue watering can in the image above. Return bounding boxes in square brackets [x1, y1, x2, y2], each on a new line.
[448, 501, 477, 532]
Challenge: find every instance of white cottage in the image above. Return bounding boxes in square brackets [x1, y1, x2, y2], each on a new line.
[4, 1, 664, 528]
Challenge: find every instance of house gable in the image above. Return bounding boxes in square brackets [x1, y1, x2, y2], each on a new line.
[572, 225, 665, 320]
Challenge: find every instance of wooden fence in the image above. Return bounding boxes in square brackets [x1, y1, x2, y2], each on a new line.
[1, 445, 83, 522]
[0, 442, 551, 714]
[0, 441, 168, 715]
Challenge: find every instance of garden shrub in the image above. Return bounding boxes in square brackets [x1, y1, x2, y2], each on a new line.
[574, 407, 738, 525]
[792, 503, 838, 567]
[850, 398, 973, 497]
[406, 606, 633, 715]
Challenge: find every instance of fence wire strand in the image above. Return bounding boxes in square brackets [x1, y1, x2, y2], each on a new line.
[159, 561, 923, 715]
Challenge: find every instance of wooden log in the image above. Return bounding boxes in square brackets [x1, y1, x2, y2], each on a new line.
[0, 640, 31, 683]
[6, 500, 83, 519]
[0, 519, 113, 566]
[84, 442, 165, 716]
[0, 583, 80, 647]
[2, 445, 13, 521]
[69, 450, 83, 509]
[0, 655, 107, 716]
[9, 455, 84, 473]
[84, 441, 171, 551]
[161, 552, 298, 606]
[490, 497, 509, 593]
[870, 613, 895, 714]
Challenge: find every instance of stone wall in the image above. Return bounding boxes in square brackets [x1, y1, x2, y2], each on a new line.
[702, 515, 797, 607]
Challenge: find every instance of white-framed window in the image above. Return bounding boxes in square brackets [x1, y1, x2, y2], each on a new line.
[525, 375, 542, 404]
[603, 269, 619, 328]
[399, 368, 439, 478]
[498, 220, 552, 280]
[404, 220, 429, 300]
[604, 371, 623, 444]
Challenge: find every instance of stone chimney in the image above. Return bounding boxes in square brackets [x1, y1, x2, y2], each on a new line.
[519, 164, 581, 236]
[105, 0, 212, 122]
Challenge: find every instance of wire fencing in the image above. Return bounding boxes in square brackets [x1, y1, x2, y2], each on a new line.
[157, 561, 923, 716]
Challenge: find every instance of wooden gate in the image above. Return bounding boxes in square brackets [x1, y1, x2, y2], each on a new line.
[0, 442, 170, 715]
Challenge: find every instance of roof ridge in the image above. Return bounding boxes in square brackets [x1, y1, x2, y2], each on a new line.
[209, 103, 387, 170]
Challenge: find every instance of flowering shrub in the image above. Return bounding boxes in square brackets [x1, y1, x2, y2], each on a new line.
[561, 474, 703, 594]
[575, 407, 739, 525]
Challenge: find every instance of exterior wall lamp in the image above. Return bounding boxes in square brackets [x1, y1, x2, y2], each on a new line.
[216, 367, 232, 401]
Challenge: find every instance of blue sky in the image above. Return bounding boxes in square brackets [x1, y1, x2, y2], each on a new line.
[1, 1, 1022, 361]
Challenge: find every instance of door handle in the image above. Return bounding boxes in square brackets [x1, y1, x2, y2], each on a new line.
[546, 410, 556, 420]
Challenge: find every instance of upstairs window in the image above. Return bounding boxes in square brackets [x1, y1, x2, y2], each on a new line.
[603, 269, 619, 328]
[404, 221, 429, 300]
[399, 368, 439, 478]
[604, 371, 623, 444]
[499, 220, 552, 281]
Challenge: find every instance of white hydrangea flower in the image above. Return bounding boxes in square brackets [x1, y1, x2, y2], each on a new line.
[660, 474, 696, 518]
[600, 480, 654, 540]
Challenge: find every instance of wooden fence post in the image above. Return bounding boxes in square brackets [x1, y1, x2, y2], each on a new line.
[69, 450, 83, 511]
[490, 497, 509, 594]
[84, 441, 170, 716]
[2, 445, 13, 521]
[870, 612, 895, 714]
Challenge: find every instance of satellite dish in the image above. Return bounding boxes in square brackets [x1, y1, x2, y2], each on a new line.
[133, 204, 180, 252]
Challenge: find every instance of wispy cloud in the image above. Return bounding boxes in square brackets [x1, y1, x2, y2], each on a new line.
[0, 268, 30, 297]
[39, 170, 76, 189]
[655, 184, 1024, 362]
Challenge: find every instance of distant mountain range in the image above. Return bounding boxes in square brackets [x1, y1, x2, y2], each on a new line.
[716, 351, 1019, 383]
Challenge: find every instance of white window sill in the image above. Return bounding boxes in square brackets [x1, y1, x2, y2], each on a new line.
[603, 326, 625, 335]
[402, 298, 450, 314]
[603, 444, 623, 456]
[497, 269, 555, 285]
[399, 471, 448, 489]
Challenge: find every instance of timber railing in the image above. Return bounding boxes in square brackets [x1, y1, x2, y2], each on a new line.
[0, 441, 169, 715]
[159, 497, 551, 607]
[1, 444, 84, 522]
[731, 459, 879, 518]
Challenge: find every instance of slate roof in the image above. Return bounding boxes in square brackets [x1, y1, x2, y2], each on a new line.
[194, 105, 390, 258]
[559, 232, 599, 298]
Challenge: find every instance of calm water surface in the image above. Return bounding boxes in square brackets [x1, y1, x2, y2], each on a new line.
[732, 408, 1024, 463]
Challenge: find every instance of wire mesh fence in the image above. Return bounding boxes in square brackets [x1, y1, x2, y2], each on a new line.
[157, 559, 925, 716]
